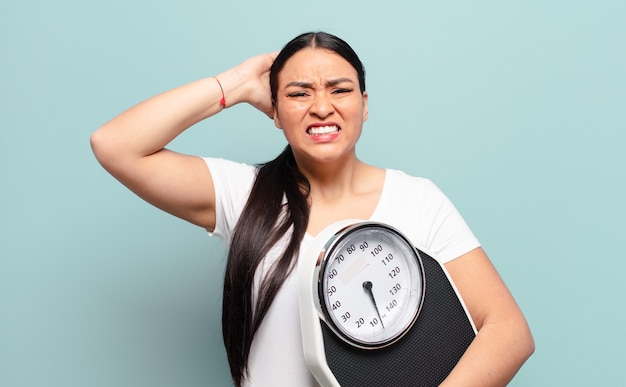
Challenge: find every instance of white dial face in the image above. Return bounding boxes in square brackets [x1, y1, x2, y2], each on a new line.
[319, 223, 424, 348]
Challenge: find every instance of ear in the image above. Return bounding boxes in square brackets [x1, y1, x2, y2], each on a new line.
[362, 91, 369, 122]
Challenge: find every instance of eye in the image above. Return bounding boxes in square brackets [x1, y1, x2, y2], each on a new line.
[332, 88, 353, 95]
[288, 91, 309, 98]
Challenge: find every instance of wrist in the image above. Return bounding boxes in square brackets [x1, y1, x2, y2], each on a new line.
[213, 77, 226, 108]
[212, 67, 248, 108]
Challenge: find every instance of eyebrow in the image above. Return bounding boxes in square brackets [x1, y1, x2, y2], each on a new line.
[284, 78, 355, 89]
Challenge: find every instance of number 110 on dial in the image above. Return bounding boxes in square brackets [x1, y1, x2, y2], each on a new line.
[318, 223, 425, 349]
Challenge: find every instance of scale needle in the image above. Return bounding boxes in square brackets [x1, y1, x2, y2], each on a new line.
[363, 281, 385, 329]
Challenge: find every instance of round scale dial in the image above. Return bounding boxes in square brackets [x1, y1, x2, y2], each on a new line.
[317, 222, 425, 349]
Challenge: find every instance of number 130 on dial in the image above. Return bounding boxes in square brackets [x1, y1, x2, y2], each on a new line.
[317, 222, 425, 349]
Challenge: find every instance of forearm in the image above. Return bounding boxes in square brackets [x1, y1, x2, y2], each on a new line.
[90, 67, 244, 165]
[440, 318, 534, 386]
[442, 249, 535, 386]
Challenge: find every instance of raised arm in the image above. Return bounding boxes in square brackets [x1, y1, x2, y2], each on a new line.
[90, 53, 276, 231]
[441, 248, 535, 386]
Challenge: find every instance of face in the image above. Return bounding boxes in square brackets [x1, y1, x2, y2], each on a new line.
[273, 48, 368, 166]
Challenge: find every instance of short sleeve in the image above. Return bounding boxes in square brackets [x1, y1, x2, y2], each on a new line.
[413, 178, 481, 263]
[202, 157, 257, 244]
[372, 170, 480, 264]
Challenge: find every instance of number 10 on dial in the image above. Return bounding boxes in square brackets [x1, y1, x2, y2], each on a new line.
[317, 222, 425, 349]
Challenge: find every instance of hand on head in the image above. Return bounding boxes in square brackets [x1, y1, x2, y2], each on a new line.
[234, 52, 278, 119]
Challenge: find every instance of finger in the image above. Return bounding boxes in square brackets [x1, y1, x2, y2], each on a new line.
[265, 51, 279, 65]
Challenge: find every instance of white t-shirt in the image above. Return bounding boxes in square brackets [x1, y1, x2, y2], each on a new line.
[204, 157, 480, 387]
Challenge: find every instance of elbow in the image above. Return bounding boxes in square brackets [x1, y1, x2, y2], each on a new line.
[90, 127, 107, 164]
[523, 327, 536, 360]
[90, 126, 119, 170]
[515, 318, 536, 364]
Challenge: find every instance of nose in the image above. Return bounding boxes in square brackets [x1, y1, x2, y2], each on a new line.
[309, 93, 334, 118]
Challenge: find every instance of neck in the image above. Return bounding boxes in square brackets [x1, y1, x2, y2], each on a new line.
[297, 154, 361, 191]
[295, 153, 386, 236]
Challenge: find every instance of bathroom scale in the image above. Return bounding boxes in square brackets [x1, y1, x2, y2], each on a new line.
[298, 220, 476, 386]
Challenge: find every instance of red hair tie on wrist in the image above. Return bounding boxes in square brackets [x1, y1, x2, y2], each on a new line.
[214, 77, 226, 108]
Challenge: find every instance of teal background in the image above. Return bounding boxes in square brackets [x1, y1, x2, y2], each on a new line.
[1, 0, 624, 386]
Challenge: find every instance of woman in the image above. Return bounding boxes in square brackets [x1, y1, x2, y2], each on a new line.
[91, 32, 534, 386]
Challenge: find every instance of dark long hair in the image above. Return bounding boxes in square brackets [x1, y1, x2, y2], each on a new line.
[221, 32, 366, 386]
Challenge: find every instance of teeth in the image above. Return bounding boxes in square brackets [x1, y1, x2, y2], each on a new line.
[308, 125, 339, 135]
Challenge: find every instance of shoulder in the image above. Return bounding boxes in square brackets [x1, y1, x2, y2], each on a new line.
[202, 157, 260, 196]
[202, 157, 258, 241]
[203, 157, 258, 189]
[202, 157, 257, 176]
[375, 169, 479, 262]
[383, 169, 446, 202]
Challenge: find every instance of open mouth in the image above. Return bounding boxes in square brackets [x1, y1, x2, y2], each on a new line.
[307, 125, 341, 136]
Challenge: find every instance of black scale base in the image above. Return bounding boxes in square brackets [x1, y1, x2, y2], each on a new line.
[320, 250, 475, 386]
